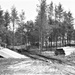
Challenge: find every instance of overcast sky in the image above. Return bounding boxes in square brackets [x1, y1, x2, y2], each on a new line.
[0, 0, 75, 23]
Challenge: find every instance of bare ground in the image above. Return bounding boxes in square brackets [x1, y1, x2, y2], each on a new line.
[0, 48, 75, 75]
[0, 54, 75, 75]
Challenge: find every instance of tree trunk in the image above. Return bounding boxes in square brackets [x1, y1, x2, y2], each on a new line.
[5, 27, 7, 47]
[62, 35, 64, 46]
[56, 35, 58, 49]
[60, 36, 62, 47]
[51, 34, 52, 48]
[40, 31, 43, 51]
[13, 22, 15, 50]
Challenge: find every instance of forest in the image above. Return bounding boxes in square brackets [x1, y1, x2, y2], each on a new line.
[0, 0, 74, 51]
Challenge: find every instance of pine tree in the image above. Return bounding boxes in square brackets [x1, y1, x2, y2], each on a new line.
[11, 6, 18, 49]
[0, 7, 4, 26]
[4, 11, 10, 29]
[4, 10, 10, 45]
[48, 1, 54, 48]
[54, 4, 64, 47]
[18, 10, 25, 45]
[66, 11, 74, 44]
[35, 0, 49, 51]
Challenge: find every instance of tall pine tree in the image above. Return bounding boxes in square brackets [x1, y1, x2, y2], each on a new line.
[35, 0, 49, 51]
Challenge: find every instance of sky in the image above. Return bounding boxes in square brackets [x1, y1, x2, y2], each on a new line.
[0, 0, 75, 24]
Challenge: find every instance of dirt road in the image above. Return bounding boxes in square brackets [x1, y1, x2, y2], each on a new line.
[0, 58, 75, 75]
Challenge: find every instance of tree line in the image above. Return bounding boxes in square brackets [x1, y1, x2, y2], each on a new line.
[0, 0, 74, 50]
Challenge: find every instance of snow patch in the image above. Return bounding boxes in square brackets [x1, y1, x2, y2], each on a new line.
[58, 46, 75, 56]
[0, 48, 28, 58]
